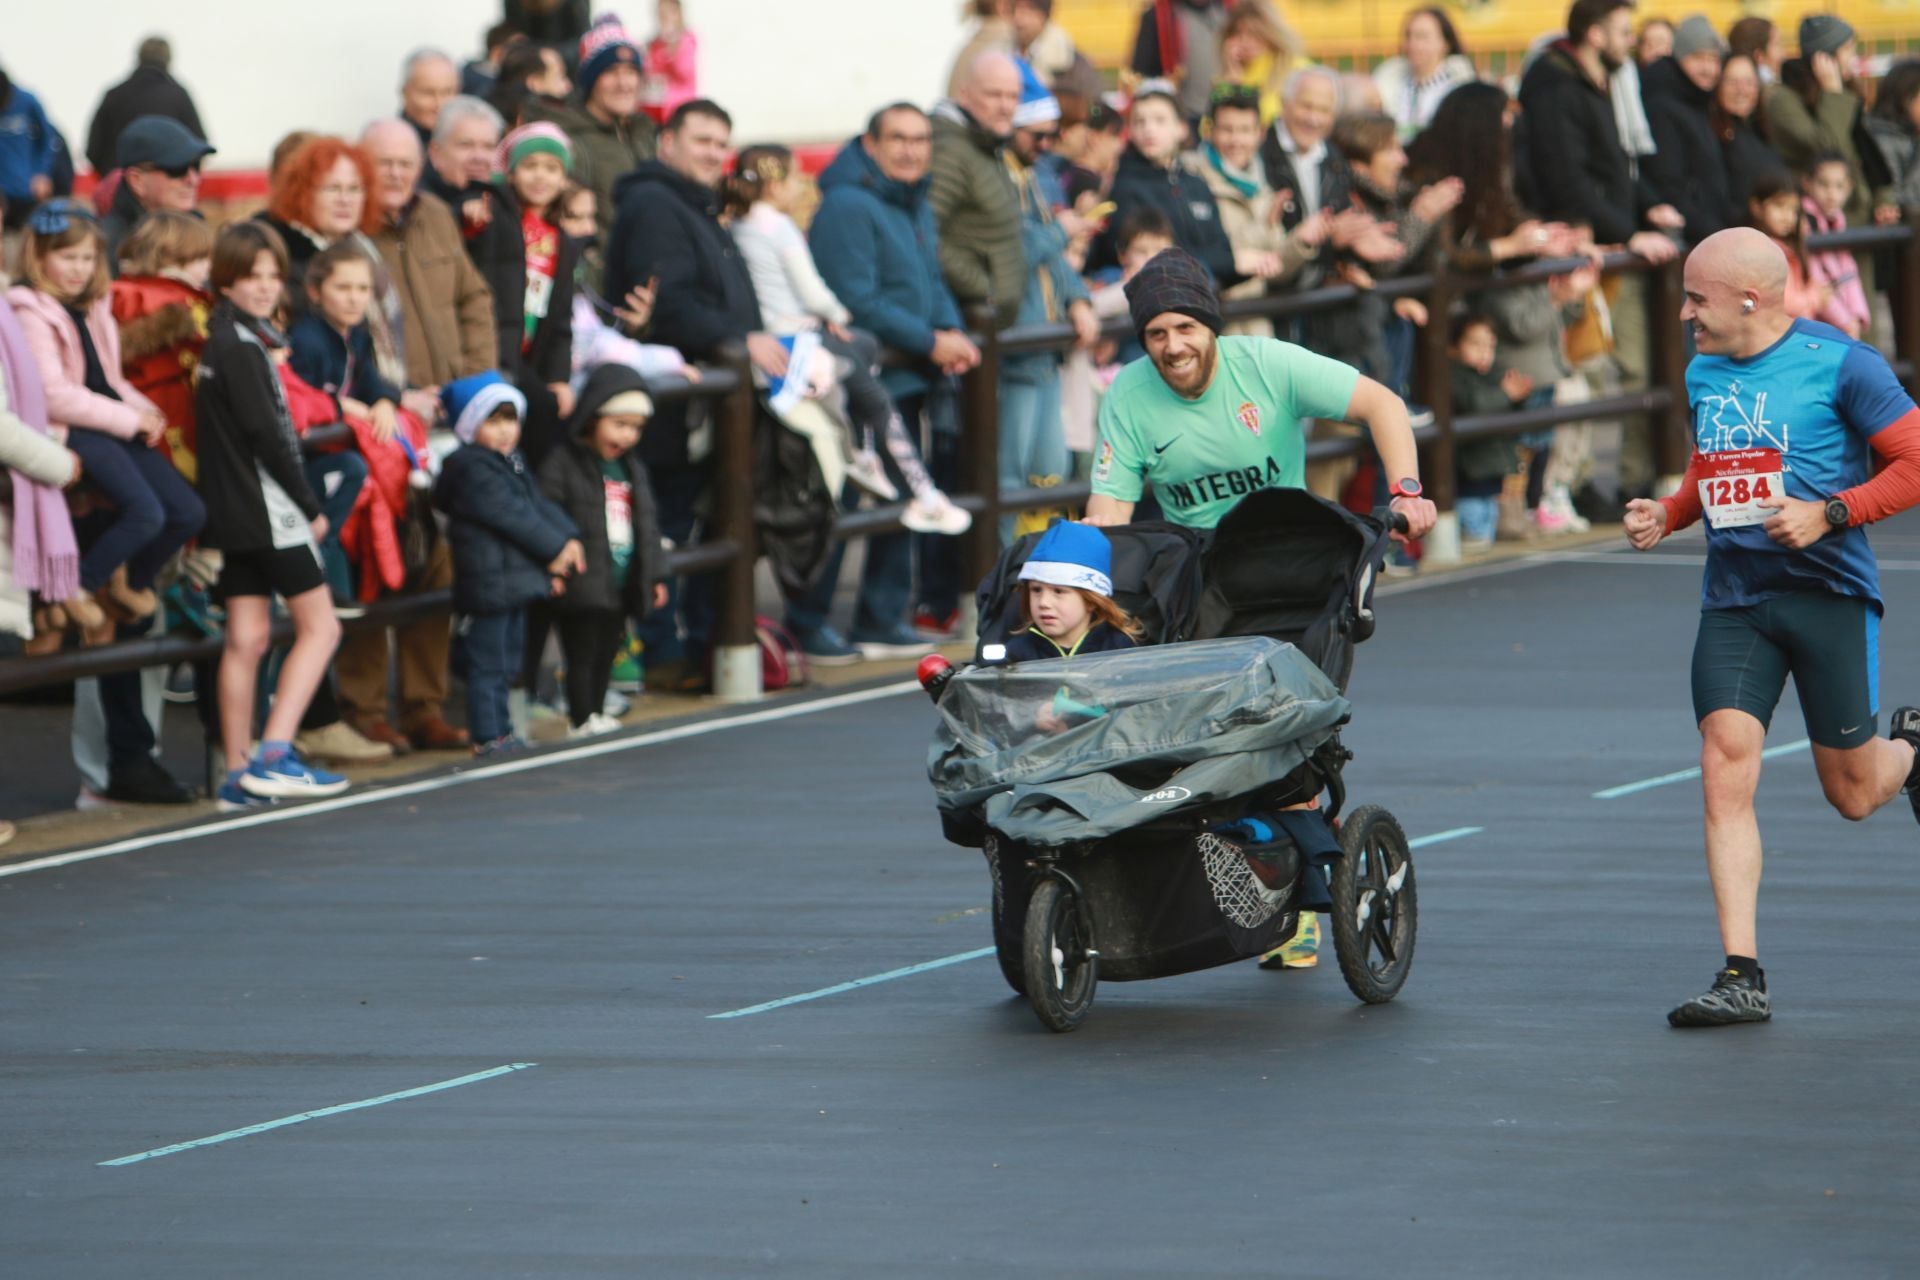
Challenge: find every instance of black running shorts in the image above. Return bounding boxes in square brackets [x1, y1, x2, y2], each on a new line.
[1690, 592, 1880, 749]
[214, 545, 326, 604]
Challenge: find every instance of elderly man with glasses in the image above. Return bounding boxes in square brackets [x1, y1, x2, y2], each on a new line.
[99, 115, 214, 266]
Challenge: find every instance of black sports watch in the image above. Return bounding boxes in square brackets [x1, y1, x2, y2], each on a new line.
[1825, 497, 1852, 529]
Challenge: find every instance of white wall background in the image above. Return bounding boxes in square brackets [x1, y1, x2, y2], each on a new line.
[10, 1, 965, 171]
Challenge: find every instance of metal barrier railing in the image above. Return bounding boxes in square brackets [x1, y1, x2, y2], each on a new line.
[4, 219, 1918, 710]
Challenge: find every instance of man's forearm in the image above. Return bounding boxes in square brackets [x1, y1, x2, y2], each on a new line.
[1084, 494, 1135, 526]
[1362, 402, 1420, 487]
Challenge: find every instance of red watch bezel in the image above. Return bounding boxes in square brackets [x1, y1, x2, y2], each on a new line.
[1390, 478, 1423, 500]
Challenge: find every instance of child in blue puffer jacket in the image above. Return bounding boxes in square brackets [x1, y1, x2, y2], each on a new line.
[433, 372, 583, 757]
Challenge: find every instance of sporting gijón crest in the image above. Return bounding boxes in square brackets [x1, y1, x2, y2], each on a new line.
[1236, 401, 1261, 437]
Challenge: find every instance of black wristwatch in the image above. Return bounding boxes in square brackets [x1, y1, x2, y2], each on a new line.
[1825, 497, 1852, 529]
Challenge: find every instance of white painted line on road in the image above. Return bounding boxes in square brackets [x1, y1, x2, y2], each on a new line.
[708, 828, 1483, 1019]
[708, 948, 997, 1019]
[1408, 826, 1482, 848]
[0, 682, 921, 881]
[97, 1062, 538, 1167]
[1593, 739, 1810, 800]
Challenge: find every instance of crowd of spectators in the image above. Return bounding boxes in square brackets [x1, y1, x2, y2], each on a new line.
[2, 0, 1919, 838]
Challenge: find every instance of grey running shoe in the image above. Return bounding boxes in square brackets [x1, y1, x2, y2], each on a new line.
[1668, 968, 1771, 1028]
[1889, 707, 1920, 826]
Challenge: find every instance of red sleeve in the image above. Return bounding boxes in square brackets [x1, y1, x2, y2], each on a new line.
[1659, 449, 1706, 535]
[1838, 407, 1920, 526]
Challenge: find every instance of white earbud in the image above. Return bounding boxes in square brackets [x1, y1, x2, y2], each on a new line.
[1741, 298, 1755, 313]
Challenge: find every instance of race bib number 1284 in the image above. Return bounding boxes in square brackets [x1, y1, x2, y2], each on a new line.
[1698, 448, 1784, 530]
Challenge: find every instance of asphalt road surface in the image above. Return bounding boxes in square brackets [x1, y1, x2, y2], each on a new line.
[6, 524, 1920, 1278]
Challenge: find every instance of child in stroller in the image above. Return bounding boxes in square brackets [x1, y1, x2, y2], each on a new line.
[985, 521, 1146, 735]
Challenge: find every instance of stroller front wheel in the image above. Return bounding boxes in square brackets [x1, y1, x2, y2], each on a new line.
[1022, 878, 1098, 1031]
[1329, 804, 1418, 1004]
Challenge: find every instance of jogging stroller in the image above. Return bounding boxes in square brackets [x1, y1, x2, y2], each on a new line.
[927, 488, 1417, 1031]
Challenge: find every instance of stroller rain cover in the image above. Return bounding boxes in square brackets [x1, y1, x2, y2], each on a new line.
[928, 637, 1351, 847]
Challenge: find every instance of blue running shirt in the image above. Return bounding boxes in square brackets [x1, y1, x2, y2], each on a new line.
[1684, 319, 1916, 612]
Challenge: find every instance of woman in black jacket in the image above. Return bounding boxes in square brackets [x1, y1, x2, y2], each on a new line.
[537, 364, 665, 734]
[1713, 53, 1789, 216]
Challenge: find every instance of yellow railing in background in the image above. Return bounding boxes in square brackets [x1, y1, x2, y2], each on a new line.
[1055, 1, 1912, 72]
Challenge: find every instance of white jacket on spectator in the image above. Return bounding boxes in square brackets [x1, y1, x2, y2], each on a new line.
[569, 293, 691, 387]
[0, 367, 75, 640]
[731, 203, 851, 337]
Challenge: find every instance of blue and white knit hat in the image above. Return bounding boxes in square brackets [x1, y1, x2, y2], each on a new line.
[1012, 58, 1060, 130]
[443, 370, 527, 444]
[1018, 521, 1114, 597]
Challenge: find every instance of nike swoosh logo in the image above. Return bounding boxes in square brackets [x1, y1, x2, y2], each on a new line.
[1153, 440, 1175, 455]
[1841, 724, 1862, 736]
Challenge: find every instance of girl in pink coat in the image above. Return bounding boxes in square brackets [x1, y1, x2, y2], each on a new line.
[7, 201, 204, 634]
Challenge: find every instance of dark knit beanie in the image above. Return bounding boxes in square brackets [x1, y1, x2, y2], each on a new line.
[1798, 14, 1855, 57]
[579, 17, 643, 101]
[1124, 247, 1223, 340]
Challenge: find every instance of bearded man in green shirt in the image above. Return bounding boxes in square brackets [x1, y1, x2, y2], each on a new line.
[1083, 248, 1436, 966]
[1084, 247, 1437, 540]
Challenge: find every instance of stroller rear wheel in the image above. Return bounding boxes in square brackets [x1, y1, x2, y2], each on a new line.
[1329, 805, 1417, 1004]
[1022, 878, 1098, 1032]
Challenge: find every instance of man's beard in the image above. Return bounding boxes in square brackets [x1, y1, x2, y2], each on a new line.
[1153, 333, 1218, 397]
[1599, 50, 1624, 74]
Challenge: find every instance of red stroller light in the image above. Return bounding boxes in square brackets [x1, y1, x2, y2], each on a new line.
[917, 655, 954, 700]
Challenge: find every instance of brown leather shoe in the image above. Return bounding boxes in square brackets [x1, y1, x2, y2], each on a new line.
[102, 567, 158, 620]
[356, 717, 416, 756]
[407, 714, 471, 751]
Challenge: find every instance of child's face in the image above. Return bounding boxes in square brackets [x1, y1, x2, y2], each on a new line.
[1453, 323, 1497, 374]
[512, 153, 568, 213]
[1754, 192, 1800, 239]
[224, 250, 285, 319]
[1357, 140, 1408, 192]
[1209, 106, 1264, 171]
[177, 256, 212, 290]
[476, 407, 521, 454]
[1027, 581, 1093, 642]
[312, 259, 373, 330]
[592, 413, 645, 460]
[557, 194, 596, 240]
[43, 240, 98, 301]
[1130, 100, 1186, 163]
[1805, 163, 1852, 217]
[1121, 232, 1175, 279]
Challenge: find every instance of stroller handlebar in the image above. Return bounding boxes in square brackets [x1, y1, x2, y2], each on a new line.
[1371, 507, 1412, 537]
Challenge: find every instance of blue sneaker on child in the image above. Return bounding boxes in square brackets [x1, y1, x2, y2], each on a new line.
[239, 749, 350, 800]
[215, 775, 277, 813]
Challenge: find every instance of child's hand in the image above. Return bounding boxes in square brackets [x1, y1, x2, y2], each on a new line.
[1500, 369, 1534, 403]
[369, 399, 399, 444]
[1393, 297, 1428, 326]
[652, 582, 669, 609]
[65, 449, 84, 488]
[1034, 705, 1067, 735]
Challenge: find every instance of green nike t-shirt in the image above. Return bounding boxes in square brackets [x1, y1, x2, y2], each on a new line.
[1092, 335, 1360, 529]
